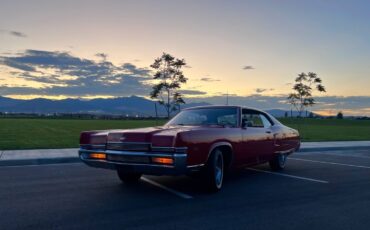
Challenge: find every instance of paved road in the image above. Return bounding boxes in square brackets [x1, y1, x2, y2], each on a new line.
[1, 149, 370, 230]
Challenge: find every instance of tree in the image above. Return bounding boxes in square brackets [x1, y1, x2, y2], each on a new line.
[287, 72, 326, 117]
[336, 111, 344, 119]
[150, 53, 187, 119]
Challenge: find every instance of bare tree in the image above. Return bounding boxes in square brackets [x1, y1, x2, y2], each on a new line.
[287, 72, 326, 117]
[150, 53, 187, 119]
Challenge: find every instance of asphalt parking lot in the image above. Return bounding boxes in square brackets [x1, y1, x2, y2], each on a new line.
[1, 149, 370, 230]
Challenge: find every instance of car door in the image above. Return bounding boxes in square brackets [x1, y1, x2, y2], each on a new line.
[257, 113, 275, 161]
[240, 109, 274, 164]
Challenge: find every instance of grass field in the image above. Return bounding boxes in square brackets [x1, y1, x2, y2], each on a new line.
[279, 118, 370, 142]
[0, 118, 369, 150]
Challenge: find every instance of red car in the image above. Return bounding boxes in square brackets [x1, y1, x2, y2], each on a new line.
[79, 106, 300, 191]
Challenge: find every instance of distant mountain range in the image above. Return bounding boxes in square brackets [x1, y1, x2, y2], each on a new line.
[0, 95, 305, 117]
[0, 96, 210, 116]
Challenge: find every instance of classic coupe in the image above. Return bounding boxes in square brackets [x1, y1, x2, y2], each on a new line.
[79, 106, 300, 192]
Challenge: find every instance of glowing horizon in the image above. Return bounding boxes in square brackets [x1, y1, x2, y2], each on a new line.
[1, 0, 370, 115]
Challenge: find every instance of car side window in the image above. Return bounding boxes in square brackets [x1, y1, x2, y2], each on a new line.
[217, 114, 237, 127]
[260, 114, 272, 128]
[242, 109, 272, 128]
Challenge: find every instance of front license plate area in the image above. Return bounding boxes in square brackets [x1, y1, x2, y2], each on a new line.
[107, 154, 150, 164]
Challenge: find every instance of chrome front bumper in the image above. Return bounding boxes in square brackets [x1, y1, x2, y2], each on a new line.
[79, 149, 196, 175]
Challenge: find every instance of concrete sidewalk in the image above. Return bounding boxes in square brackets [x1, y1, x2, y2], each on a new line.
[300, 141, 370, 152]
[1, 141, 370, 166]
[0, 148, 79, 166]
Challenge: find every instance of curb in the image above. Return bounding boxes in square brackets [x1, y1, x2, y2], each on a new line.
[1, 146, 370, 167]
[0, 157, 80, 167]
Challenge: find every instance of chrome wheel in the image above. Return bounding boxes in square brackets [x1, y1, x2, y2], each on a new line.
[202, 148, 225, 192]
[214, 150, 224, 189]
[269, 153, 288, 171]
[278, 154, 287, 168]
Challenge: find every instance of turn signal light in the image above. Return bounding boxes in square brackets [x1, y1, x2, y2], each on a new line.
[151, 157, 174, 165]
[89, 153, 106, 160]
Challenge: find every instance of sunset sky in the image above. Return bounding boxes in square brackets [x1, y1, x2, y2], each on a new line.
[0, 0, 369, 115]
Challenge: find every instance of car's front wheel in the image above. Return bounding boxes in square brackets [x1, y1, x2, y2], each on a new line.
[117, 168, 142, 184]
[269, 153, 287, 170]
[202, 148, 224, 192]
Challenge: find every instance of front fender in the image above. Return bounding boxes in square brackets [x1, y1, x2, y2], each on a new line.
[206, 141, 234, 166]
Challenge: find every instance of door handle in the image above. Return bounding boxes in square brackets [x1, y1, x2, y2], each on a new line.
[266, 131, 272, 134]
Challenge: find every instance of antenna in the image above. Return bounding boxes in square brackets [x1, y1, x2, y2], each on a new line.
[226, 90, 229, 105]
[154, 102, 158, 126]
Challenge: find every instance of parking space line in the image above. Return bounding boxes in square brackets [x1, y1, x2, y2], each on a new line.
[290, 158, 370, 169]
[322, 153, 370, 159]
[246, 167, 329, 184]
[141, 177, 193, 199]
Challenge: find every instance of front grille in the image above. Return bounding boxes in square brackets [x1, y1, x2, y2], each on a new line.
[106, 154, 150, 164]
[106, 142, 151, 151]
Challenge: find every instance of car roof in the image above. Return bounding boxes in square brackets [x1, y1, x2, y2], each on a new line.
[184, 105, 266, 113]
[183, 105, 240, 110]
[181, 105, 282, 125]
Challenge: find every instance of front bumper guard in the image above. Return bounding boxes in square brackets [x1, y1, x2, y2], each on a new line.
[79, 149, 193, 175]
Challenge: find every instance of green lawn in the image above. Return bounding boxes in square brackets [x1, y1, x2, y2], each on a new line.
[0, 118, 369, 150]
[279, 118, 370, 142]
[0, 119, 165, 150]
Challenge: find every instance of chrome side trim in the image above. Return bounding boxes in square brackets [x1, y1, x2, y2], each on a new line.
[275, 148, 296, 154]
[187, 163, 205, 168]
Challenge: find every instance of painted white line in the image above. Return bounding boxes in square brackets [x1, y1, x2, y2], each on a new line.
[0, 162, 82, 168]
[246, 167, 329, 184]
[301, 152, 370, 160]
[290, 158, 370, 169]
[141, 177, 193, 199]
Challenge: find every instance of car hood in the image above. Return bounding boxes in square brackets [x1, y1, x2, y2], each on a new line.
[81, 126, 199, 147]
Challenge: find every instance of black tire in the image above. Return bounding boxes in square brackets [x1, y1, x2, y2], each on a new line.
[202, 148, 224, 192]
[117, 168, 142, 184]
[269, 153, 287, 171]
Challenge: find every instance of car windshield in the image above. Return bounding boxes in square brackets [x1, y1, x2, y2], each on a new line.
[166, 108, 238, 127]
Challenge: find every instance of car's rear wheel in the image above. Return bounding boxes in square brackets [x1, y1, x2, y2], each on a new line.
[117, 168, 142, 184]
[202, 148, 224, 192]
[269, 153, 287, 170]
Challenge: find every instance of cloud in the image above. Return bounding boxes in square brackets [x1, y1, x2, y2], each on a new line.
[95, 53, 108, 61]
[0, 29, 27, 38]
[179, 90, 207, 95]
[9, 31, 27, 38]
[186, 95, 370, 115]
[200, 77, 220, 82]
[242, 65, 254, 70]
[255, 88, 275, 93]
[0, 49, 152, 97]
